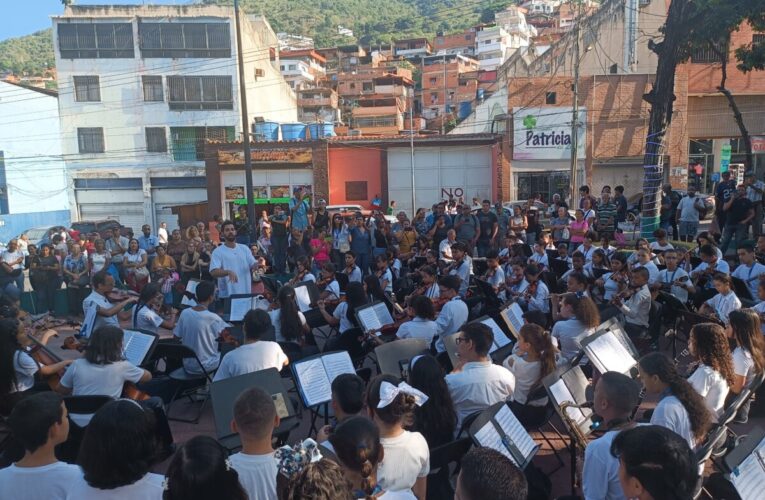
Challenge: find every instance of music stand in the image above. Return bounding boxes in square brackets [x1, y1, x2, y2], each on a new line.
[723, 426, 765, 498]
[593, 317, 640, 360]
[731, 276, 755, 301]
[657, 291, 690, 361]
[467, 401, 540, 470]
[592, 268, 609, 279]
[580, 327, 638, 377]
[546, 249, 558, 263]
[473, 278, 503, 313]
[222, 293, 266, 323]
[550, 259, 570, 279]
[374, 339, 429, 377]
[442, 332, 460, 368]
[468, 315, 514, 362]
[210, 368, 297, 452]
[261, 275, 280, 297]
[472, 257, 488, 277]
[543, 365, 594, 495]
[677, 310, 724, 343]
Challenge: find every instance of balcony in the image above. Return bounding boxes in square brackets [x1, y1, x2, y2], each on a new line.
[297, 96, 336, 108]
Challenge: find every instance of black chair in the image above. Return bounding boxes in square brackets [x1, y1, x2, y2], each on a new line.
[693, 424, 729, 499]
[336, 272, 349, 294]
[647, 300, 663, 341]
[456, 410, 482, 439]
[427, 438, 472, 500]
[160, 344, 216, 424]
[58, 395, 113, 463]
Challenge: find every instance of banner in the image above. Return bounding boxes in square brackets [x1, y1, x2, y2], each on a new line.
[513, 107, 587, 161]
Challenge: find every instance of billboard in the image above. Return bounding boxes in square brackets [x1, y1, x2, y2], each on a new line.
[513, 107, 587, 161]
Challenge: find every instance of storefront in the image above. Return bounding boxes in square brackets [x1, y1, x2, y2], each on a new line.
[510, 107, 586, 203]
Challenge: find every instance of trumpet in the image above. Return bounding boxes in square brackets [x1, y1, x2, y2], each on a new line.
[558, 401, 594, 490]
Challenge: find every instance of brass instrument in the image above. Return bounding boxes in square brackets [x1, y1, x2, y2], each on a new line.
[558, 401, 594, 492]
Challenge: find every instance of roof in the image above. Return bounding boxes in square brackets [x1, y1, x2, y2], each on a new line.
[208, 133, 501, 148]
[1, 80, 58, 97]
[279, 49, 327, 63]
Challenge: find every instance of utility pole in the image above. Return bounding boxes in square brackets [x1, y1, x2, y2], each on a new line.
[441, 54, 447, 135]
[234, 0, 255, 233]
[569, 0, 582, 206]
[410, 105, 416, 217]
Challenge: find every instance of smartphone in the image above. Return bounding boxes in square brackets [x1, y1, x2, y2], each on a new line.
[271, 393, 290, 419]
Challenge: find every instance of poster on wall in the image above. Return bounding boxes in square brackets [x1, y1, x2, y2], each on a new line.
[253, 186, 268, 199]
[513, 107, 587, 161]
[270, 185, 290, 199]
[225, 186, 244, 200]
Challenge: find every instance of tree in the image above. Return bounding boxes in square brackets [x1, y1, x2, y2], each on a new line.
[640, 0, 765, 236]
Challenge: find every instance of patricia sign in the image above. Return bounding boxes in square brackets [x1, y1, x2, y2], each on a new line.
[513, 107, 586, 161]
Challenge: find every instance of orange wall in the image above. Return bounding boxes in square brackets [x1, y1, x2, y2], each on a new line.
[327, 147, 385, 209]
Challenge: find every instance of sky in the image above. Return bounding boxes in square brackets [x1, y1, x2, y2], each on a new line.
[1, 1, 198, 41]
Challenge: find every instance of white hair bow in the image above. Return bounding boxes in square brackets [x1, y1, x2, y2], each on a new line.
[377, 381, 429, 408]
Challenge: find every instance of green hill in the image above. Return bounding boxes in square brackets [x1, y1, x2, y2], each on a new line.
[0, 0, 518, 76]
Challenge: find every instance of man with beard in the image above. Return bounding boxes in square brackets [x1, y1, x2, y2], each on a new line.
[581, 371, 641, 500]
[210, 220, 257, 299]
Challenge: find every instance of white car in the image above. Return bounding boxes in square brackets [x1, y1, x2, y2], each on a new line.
[326, 204, 397, 223]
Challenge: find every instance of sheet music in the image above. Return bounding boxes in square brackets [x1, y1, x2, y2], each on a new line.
[731, 436, 765, 500]
[480, 317, 512, 352]
[321, 351, 356, 383]
[121, 330, 154, 366]
[294, 286, 312, 312]
[586, 332, 636, 374]
[474, 420, 515, 463]
[502, 303, 525, 338]
[495, 404, 538, 461]
[181, 280, 199, 307]
[294, 358, 332, 407]
[357, 306, 383, 331]
[549, 378, 587, 425]
[229, 297, 253, 322]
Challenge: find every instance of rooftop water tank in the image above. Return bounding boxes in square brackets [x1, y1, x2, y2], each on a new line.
[458, 102, 472, 120]
[280, 123, 307, 141]
[308, 122, 336, 139]
[253, 121, 279, 141]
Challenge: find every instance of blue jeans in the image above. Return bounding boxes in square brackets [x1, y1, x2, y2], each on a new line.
[271, 235, 288, 274]
[720, 223, 747, 255]
[477, 239, 492, 258]
[356, 253, 370, 276]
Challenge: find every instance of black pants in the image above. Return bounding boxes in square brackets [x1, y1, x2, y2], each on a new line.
[66, 285, 89, 315]
[33, 278, 60, 313]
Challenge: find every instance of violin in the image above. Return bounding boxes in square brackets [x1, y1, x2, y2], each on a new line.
[317, 275, 332, 290]
[28, 340, 65, 391]
[289, 269, 308, 286]
[106, 289, 140, 303]
[218, 328, 240, 348]
[523, 280, 539, 302]
[610, 285, 639, 306]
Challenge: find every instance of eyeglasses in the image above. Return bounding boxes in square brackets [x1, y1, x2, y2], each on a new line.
[455, 336, 469, 345]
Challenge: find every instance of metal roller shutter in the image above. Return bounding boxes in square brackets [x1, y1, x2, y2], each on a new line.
[78, 203, 146, 234]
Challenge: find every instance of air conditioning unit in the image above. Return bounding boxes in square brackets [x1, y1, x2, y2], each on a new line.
[254, 68, 265, 78]
[348, 129, 362, 137]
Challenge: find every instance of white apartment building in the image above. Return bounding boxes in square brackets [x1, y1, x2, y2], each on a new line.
[277, 50, 327, 91]
[0, 82, 70, 242]
[53, 4, 297, 231]
[475, 25, 530, 71]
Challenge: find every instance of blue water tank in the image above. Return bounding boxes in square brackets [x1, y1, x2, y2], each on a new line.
[280, 123, 307, 141]
[458, 102, 472, 120]
[308, 122, 336, 139]
[476, 88, 485, 102]
[253, 121, 279, 141]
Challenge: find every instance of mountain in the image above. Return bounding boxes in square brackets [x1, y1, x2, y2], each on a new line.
[0, 29, 54, 76]
[0, 0, 518, 76]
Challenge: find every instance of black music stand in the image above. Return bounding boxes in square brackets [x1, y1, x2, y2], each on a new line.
[374, 339, 429, 377]
[731, 276, 755, 301]
[657, 291, 690, 361]
[210, 368, 297, 452]
[467, 401, 540, 470]
[222, 293, 264, 323]
[473, 278, 503, 314]
[472, 257, 488, 278]
[543, 365, 594, 495]
[550, 259, 570, 279]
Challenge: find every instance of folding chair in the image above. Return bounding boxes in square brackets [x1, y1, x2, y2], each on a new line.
[58, 395, 113, 463]
[161, 343, 216, 423]
[374, 338, 429, 377]
[456, 410, 483, 439]
[427, 437, 473, 499]
[693, 424, 728, 499]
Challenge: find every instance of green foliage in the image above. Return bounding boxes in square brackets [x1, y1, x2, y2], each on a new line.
[0, 29, 54, 76]
[1, 0, 522, 76]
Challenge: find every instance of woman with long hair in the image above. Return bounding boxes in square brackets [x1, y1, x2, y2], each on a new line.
[131, 282, 176, 333]
[505, 323, 556, 426]
[179, 242, 200, 283]
[687, 323, 734, 420]
[0, 318, 71, 415]
[29, 243, 61, 315]
[596, 252, 629, 303]
[270, 285, 309, 344]
[638, 352, 712, 448]
[163, 435, 247, 500]
[63, 243, 89, 316]
[407, 355, 456, 449]
[123, 238, 149, 292]
[551, 293, 600, 363]
[364, 274, 391, 313]
[726, 309, 765, 423]
[329, 416, 416, 500]
[319, 282, 369, 358]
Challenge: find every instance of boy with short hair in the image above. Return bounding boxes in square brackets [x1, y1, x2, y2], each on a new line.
[229, 387, 280, 500]
[0, 393, 81, 500]
[317, 373, 365, 445]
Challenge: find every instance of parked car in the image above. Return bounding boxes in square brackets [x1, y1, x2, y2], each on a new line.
[70, 220, 133, 240]
[22, 225, 68, 247]
[627, 190, 715, 221]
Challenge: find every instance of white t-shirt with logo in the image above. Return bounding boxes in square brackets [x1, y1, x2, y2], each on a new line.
[377, 431, 430, 493]
[174, 308, 229, 375]
[212, 341, 288, 382]
[0, 461, 81, 500]
[229, 451, 278, 500]
[65, 472, 164, 500]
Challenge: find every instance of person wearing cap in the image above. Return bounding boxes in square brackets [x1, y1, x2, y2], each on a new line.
[289, 187, 311, 232]
[313, 198, 330, 233]
[715, 170, 736, 235]
[213, 309, 288, 382]
[745, 172, 765, 238]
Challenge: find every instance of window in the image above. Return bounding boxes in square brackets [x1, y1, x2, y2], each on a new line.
[167, 75, 233, 110]
[58, 23, 134, 59]
[545, 91, 556, 104]
[690, 39, 728, 63]
[429, 77, 437, 84]
[141, 75, 164, 102]
[77, 128, 104, 153]
[139, 22, 231, 58]
[288, 64, 297, 70]
[754, 34, 765, 46]
[145, 127, 167, 153]
[73, 76, 100, 102]
[280, 65, 285, 71]
[430, 92, 439, 104]
[345, 181, 368, 201]
[349, 83, 356, 90]
[609, 64, 618, 74]
[362, 82, 374, 92]
[170, 126, 234, 161]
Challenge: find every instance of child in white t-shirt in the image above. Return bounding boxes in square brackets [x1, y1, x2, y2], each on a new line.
[0, 393, 81, 500]
[504, 324, 555, 425]
[364, 375, 429, 499]
[164, 436, 248, 500]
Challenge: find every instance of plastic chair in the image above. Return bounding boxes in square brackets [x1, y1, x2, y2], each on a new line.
[160, 343, 216, 423]
[374, 338, 429, 377]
